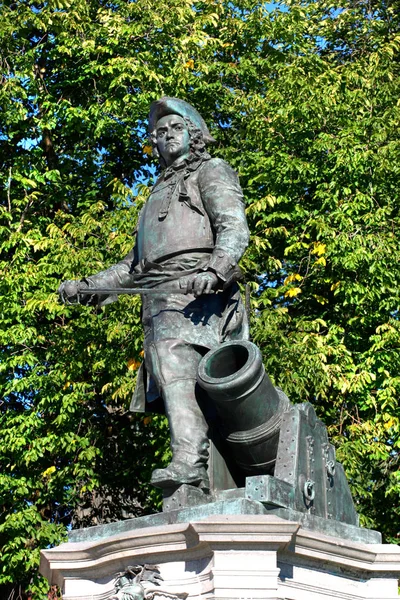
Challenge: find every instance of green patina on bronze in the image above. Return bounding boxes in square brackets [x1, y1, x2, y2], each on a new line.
[59, 97, 250, 493]
[59, 98, 363, 534]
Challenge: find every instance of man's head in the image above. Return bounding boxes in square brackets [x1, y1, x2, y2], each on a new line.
[151, 113, 209, 168]
[148, 97, 215, 168]
[155, 114, 190, 167]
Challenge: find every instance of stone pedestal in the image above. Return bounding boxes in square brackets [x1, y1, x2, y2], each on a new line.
[40, 512, 400, 600]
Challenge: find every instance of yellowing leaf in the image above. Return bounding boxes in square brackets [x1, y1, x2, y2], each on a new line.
[313, 294, 328, 304]
[101, 382, 113, 394]
[143, 145, 153, 156]
[284, 287, 302, 298]
[127, 358, 141, 371]
[330, 281, 341, 291]
[185, 59, 194, 69]
[284, 273, 302, 285]
[143, 416, 152, 425]
[315, 256, 326, 266]
[42, 466, 56, 478]
[311, 242, 326, 256]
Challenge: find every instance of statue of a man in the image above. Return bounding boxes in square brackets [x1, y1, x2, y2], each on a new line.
[59, 97, 250, 491]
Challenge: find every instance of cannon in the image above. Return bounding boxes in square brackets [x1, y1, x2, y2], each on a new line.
[197, 340, 359, 526]
[197, 340, 290, 476]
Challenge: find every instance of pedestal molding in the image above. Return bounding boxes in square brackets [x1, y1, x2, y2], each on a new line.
[40, 515, 400, 600]
[292, 528, 400, 571]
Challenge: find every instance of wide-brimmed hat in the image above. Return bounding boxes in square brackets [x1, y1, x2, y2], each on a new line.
[148, 97, 216, 144]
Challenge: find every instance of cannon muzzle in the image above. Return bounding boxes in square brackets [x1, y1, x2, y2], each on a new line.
[197, 341, 289, 475]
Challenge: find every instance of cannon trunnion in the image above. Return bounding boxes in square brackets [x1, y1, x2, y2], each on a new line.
[197, 340, 358, 526]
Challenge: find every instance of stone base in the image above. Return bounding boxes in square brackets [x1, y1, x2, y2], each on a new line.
[40, 512, 400, 600]
[65, 496, 381, 546]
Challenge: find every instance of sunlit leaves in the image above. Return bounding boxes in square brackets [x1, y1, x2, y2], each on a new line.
[1, 0, 400, 594]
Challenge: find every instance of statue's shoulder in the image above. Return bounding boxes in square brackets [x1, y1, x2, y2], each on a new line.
[198, 157, 238, 181]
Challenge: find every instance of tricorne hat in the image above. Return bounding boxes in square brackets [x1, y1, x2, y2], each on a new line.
[148, 97, 216, 144]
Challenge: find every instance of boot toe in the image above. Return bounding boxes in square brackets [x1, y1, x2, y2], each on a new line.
[151, 463, 209, 489]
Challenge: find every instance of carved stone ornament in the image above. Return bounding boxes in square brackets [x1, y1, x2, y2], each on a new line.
[110, 565, 188, 600]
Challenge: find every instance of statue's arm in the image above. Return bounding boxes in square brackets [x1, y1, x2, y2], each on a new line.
[198, 157, 250, 285]
[58, 246, 138, 306]
[82, 247, 137, 305]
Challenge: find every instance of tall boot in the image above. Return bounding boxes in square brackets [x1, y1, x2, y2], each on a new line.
[150, 378, 210, 490]
[145, 338, 210, 490]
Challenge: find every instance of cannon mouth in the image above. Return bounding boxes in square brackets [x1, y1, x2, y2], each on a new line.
[205, 344, 249, 379]
[197, 340, 263, 394]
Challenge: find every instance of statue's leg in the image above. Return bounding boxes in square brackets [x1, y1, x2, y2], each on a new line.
[151, 378, 209, 489]
[145, 339, 210, 490]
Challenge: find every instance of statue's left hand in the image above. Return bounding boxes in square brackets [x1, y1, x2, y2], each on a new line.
[191, 271, 218, 297]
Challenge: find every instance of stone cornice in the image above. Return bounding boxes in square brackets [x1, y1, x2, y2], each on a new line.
[292, 527, 400, 571]
[40, 514, 400, 590]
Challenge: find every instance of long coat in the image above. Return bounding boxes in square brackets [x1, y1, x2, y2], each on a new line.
[83, 155, 250, 412]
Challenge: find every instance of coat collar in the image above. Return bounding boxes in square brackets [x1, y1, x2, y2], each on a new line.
[161, 153, 211, 182]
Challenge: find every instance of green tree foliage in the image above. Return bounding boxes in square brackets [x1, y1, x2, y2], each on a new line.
[0, 0, 399, 594]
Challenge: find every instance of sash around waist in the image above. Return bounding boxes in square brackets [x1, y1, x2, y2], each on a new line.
[131, 252, 212, 289]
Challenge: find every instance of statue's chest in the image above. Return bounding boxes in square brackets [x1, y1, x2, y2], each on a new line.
[136, 173, 214, 263]
[146, 178, 180, 220]
[139, 171, 201, 229]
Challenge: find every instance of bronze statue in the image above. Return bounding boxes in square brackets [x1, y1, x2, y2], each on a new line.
[59, 97, 250, 492]
[59, 98, 362, 529]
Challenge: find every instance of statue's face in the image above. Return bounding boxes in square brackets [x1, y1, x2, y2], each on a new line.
[155, 114, 190, 166]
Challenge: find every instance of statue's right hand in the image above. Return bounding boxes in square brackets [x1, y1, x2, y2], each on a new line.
[58, 280, 87, 304]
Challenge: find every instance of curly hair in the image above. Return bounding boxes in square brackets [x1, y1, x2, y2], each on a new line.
[150, 116, 210, 169]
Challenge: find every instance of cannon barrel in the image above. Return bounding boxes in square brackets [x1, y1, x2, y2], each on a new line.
[197, 340, 290, 475]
